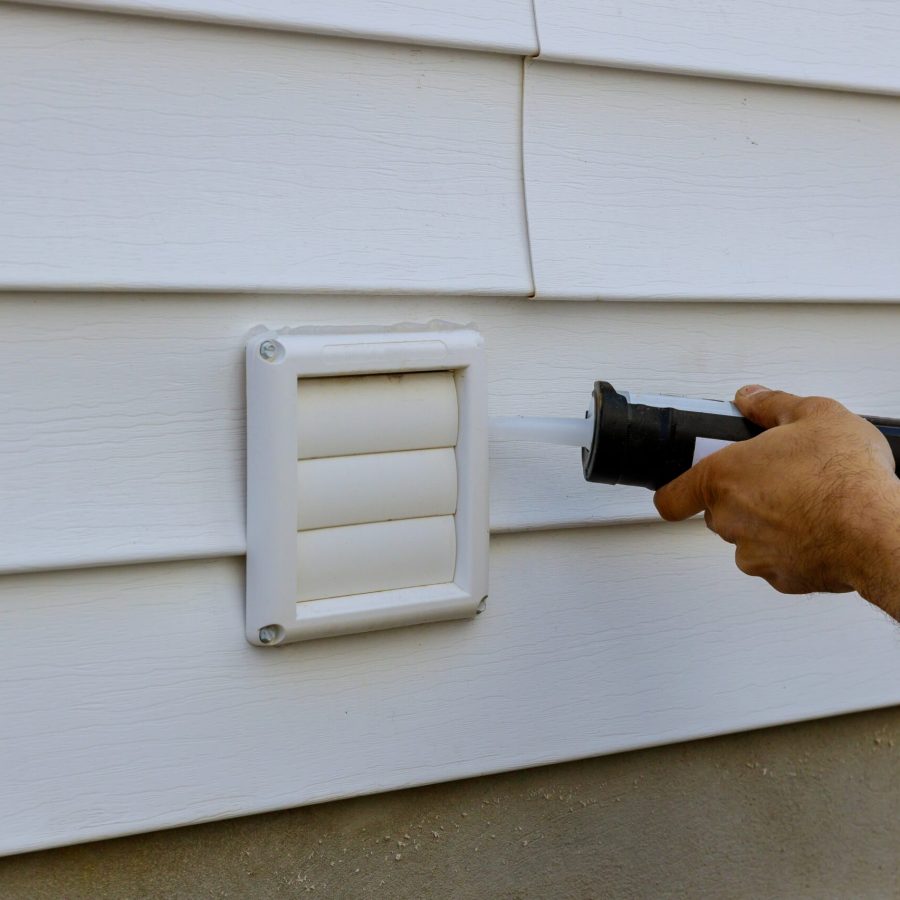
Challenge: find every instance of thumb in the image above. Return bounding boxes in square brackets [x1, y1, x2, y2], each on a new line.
[734, 384, 806, 428]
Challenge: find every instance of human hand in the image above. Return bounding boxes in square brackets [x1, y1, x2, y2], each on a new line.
[653, 386, 900, 620]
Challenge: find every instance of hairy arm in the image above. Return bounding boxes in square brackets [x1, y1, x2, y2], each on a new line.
[653, 385, 900, 622]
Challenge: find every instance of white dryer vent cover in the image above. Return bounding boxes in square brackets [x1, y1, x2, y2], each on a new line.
[245, 326, 489, 645]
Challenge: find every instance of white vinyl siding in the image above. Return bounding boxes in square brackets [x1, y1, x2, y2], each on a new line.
[0, 6, 530, 294]
[1, 0, 898, 857]
[531, 0, 900, 94]
[2, 526, 897, 856]
[2, 294, 900, 573]
[524, 63, 900, 301]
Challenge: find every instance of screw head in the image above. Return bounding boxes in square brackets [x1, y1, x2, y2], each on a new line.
[259, 340, 279, 361]
[258, 625, 279, 644]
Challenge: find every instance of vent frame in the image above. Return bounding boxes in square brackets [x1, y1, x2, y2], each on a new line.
[245, 326, 488, 646]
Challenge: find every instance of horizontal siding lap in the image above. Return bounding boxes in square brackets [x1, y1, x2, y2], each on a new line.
[532, 0, 900, 95]
[3, 295, 900, 573]
[523, 62, 900, 301]
[0, 4, 531, 294]
[20, 0, 539, 54]
[1, 526, 898, 855]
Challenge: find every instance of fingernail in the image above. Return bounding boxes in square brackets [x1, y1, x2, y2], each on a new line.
[738, 384, 770, 396]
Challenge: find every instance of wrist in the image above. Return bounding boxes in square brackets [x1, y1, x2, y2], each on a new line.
[846, 477, 900, 620]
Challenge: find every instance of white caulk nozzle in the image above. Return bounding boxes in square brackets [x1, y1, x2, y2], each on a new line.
[488, 415, 594, 449]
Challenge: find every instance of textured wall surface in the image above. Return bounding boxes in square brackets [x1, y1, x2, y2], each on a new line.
[2, 707, 897, 899]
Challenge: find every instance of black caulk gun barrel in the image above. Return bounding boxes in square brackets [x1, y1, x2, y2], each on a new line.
[582, 382, 900, 491]
[488, 382, 900, 489]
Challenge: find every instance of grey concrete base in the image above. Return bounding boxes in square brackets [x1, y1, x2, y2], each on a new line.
[2, 708, 898, 899]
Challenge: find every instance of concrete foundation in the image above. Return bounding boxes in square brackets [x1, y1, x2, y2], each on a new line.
[2, 707, 898, 899]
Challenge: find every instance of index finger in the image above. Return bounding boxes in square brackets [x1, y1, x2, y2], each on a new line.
[653, 459, 711, 521]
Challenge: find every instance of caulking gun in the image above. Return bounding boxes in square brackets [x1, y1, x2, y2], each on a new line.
[489, 381, 900, 491]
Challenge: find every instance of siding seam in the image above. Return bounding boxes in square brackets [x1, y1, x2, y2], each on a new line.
[518, 56, 538, 300]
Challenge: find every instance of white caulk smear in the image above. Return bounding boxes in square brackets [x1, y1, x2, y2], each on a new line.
[489, 415, 594, 449]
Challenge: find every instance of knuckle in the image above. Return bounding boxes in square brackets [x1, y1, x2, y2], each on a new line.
[718, 532, 738, 546]
[707, 472, 734, 507]
[695, 460, 720, 505]
[765, 572, 812, 595]
[708, 509, 744, 545]
[763, 572, 788, 593]
[798, 396, 840, 418]
[734, 547, 765, 576]
[755, 389, 789, 411]
[716, 524, 739, 545]
[711, 477, 730, 504]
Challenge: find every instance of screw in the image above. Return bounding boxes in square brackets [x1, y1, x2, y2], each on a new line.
[258, 625, 279, 644]
[259, 340, 279, 361]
